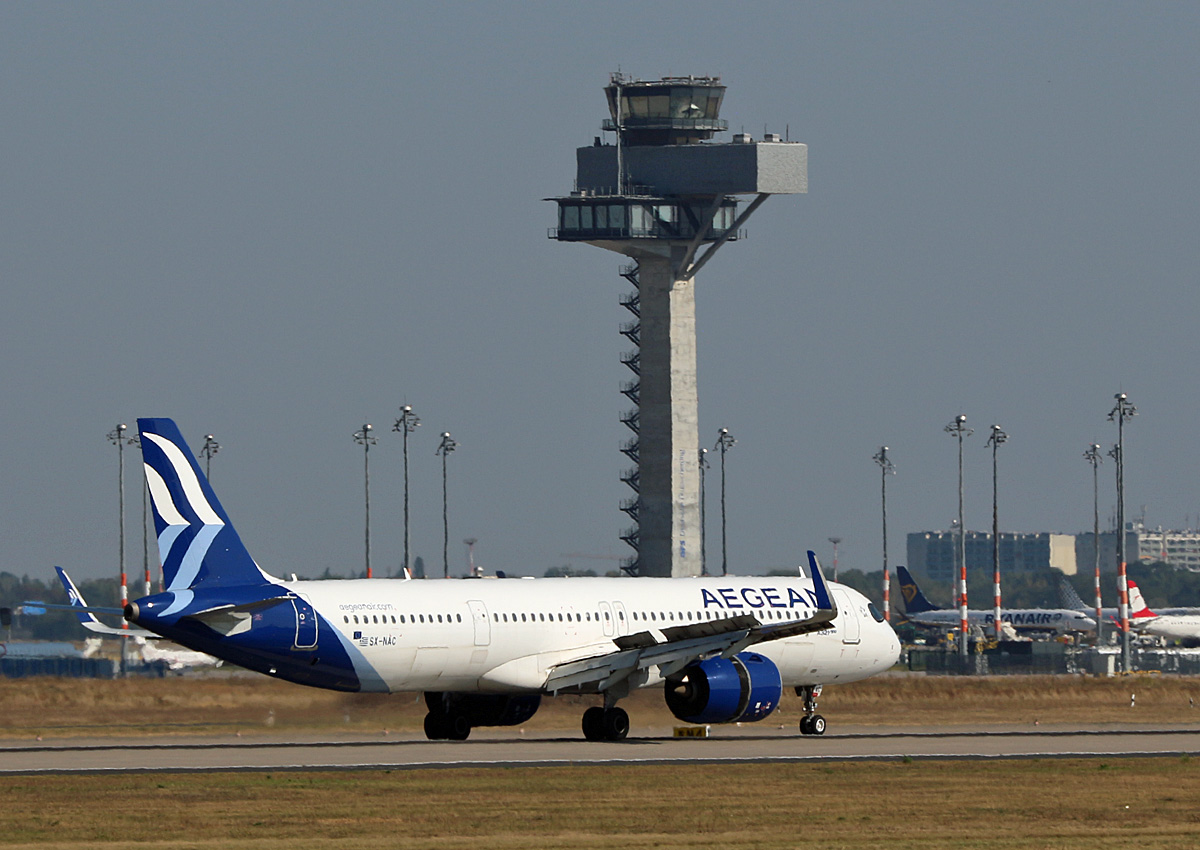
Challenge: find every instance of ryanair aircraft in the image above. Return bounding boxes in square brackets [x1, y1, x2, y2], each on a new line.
[62, 419, 900, 741]
[896, 566, 1096, 636]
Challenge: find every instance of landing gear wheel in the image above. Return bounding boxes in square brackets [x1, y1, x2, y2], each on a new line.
[424, 712, 450, 740]
[809, 714, 826, 735]
[447, 712, 471, 741]
[582, 706, 606, 741]
[799, 716, 811, 735]
[601, 707, 629, 741]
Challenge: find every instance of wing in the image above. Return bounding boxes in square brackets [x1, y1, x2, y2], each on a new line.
[544, 551, 837, 694]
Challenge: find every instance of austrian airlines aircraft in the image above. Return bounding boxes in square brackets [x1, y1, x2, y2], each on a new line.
[73, 419, 900, 741]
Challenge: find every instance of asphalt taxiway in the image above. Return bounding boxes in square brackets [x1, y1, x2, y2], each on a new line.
[2, 726, 1199, 774]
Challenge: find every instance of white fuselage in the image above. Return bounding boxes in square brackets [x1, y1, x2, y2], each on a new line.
[285, 574, 900, 694]
[1135, 615, 1200, 641]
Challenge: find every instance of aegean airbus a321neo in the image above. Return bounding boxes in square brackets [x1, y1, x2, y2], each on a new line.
[59, 418, 900, 740]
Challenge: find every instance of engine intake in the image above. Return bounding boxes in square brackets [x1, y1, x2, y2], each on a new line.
[664, 651, 782, 724]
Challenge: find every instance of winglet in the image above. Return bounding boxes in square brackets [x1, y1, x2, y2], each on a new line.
[806, 550, 834, 612]
[54, 567, 153, 637]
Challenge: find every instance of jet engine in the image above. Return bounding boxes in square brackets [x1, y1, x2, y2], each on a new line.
[664, 651, 782, 724]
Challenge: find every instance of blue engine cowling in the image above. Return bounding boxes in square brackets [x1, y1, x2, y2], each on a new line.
[664, 651, 783, 724]
[424, 692, 541, 727]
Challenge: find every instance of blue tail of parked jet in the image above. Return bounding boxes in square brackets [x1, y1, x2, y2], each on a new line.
[895, 566, 938, 614]
[138, 418, 269, 591]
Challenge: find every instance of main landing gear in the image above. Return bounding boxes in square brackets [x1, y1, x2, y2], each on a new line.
[581, 705, 629, 741]
[423, 693, 471, 741]
[796, 684, 826, 736]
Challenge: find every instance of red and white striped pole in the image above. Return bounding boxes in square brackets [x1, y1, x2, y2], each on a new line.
[988, 425, 1007, 641]
[945, 415, 973, 658]
[108, 424, 130, 630]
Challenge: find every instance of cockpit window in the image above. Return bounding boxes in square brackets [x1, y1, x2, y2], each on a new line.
[867, 602, 885, 623]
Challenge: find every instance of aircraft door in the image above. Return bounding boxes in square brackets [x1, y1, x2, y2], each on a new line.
[599, 602, 615, 637]
[612, 601, 629, 636]
[292, 595, 318, 650]
[833, 588, 861, 645]
[467, 600, 491, 646]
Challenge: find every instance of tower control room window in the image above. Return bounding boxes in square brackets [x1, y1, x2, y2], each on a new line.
[581, 206, 593, 229]
[562, 205, 579, 231]
[609, 205, 625, 229]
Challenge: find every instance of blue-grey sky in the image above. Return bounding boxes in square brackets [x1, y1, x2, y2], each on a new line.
[3, 2, 1199, 587]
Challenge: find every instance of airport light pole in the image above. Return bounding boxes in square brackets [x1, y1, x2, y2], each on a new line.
[199, 434, 220, 481]
[698, 448, 710, 576]
[873, 446, 896, 621]
[1109, 393, 1136, 672]
[715, 427, 736, 576]
[107, 424, 133, 629]
[352, 424, 377, 579]
[827, 537, 842, 582]
[986, 425, 1007, 642]
[945, 414, 973, 657]
[393, 404, 420, 577]
[1084, 443, 1103, 647]
[437, 432, 458, 579]
[128, 433, 152, 598]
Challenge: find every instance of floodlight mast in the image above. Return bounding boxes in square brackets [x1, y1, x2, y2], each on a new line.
[1108, 393, 1136, 673]
[436, 432, 458, 579]
[393, 404, 421, 576]
[107, 424, 133, 630]
[944, 414, 973, 658]
[715, 427, 736, 576]
[1083, 444, 1103, 647]
[986, 425, 1008, 641]
[872, 446, 896, 621]
[827, 537, 842, 582]
[352, 424, 377, 579]
[549, 73, 806, 577]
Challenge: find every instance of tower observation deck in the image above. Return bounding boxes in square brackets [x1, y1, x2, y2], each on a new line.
[549, 74, 806, 578]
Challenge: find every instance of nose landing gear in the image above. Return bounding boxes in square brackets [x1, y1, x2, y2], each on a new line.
[796, 684, 826, 736]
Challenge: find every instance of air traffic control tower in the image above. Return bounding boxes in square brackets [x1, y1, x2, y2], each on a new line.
[549, 73, 806, 578]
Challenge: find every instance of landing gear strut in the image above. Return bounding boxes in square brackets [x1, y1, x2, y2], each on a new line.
[796, 685, 826, 736]
[581, 705, 629, 741]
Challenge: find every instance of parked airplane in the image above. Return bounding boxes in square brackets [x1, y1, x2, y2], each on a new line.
[1057, 577, 1159, 629]
[895, 567, 1095, 636]
[1122, 585, 1200, 643]
[59, 418, 900, 741]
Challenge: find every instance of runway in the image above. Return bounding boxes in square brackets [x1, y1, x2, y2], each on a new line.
[3, 726, 1199, 775]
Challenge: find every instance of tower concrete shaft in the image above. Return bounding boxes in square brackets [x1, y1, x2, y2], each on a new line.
[634, 251, 700, 576]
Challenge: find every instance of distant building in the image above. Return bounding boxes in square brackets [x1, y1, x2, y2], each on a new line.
[1130, 524, 1200, 570]
[1073, 530, 1143, 575]
[906, 531, 1078, 585]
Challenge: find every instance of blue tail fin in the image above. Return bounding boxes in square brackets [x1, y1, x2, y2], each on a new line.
[895, 566, 938, 614]
[138, 418, 269, 591]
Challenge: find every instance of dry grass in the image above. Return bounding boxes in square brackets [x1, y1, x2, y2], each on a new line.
[3, 673, 1200, 740]
[1, 760, 1198, 849]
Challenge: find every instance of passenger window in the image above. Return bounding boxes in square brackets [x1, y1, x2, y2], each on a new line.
[437, 614, 443, 623]
[521, 613, 527, 622]
[457, 614, 462, 622]
[343, 616, 349, 624]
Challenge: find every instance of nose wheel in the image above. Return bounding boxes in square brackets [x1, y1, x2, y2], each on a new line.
[797, 684, 826, 736]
